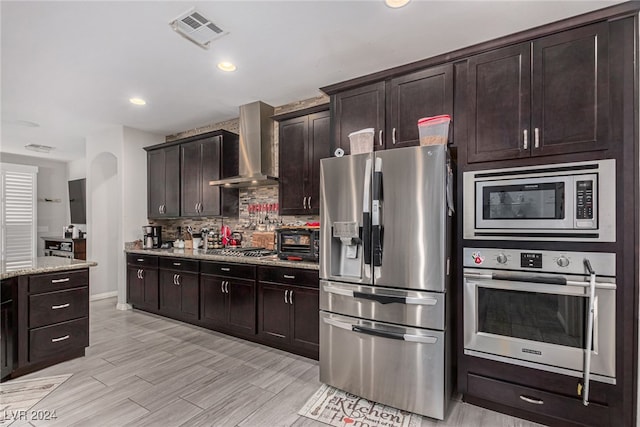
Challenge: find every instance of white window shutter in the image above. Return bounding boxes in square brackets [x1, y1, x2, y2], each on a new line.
[1, 163, 38, 270]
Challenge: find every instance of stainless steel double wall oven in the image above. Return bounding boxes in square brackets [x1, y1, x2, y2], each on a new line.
[462, 159, 617, 404]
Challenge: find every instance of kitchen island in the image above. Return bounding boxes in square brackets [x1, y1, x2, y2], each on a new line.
[125, 248, 320, 359]
[1, 257, 96, 381]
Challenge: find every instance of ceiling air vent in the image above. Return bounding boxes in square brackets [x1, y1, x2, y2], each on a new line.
[24, 144, 54, 153]
[169, 8, 228, 50]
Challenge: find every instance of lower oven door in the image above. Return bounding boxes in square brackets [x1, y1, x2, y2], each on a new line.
[463, 274, 616, 383]
[319, 312, 446, 420]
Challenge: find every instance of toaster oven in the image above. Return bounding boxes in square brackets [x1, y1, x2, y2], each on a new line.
[276, 228, 319, 261]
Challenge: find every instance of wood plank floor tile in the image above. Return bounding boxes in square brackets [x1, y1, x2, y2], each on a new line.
[127, 397, 203, 427]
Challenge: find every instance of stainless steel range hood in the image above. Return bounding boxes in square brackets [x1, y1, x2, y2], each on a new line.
[209, 101, 277, 188]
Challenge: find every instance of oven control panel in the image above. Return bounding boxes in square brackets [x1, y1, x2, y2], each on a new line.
[463, 247, 615, 276]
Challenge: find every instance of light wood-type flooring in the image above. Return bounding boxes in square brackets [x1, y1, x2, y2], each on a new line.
[6, 298, 543, 426]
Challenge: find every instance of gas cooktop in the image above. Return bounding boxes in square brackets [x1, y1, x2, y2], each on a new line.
[205, 247, 276, 258]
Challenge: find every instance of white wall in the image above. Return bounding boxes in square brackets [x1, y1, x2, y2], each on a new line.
[67, 158, 86, 181]
[85, 125, 162, 303]
[0, 153, 69, 256]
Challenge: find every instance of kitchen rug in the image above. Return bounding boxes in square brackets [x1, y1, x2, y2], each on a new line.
[0, 374, 72, 426]
[299, 384, 427, 427]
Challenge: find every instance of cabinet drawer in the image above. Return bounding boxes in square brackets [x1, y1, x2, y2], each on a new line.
[29, 317, 88, 363]
[29, 287, 88, 328]
[29, 269, 88, 294]
[258, 266, 318, 288]
[158, 257, 199, 272]
[201, 262, 255, 280]
[127, 254, 158, 268]
[467, 373, 609, 426]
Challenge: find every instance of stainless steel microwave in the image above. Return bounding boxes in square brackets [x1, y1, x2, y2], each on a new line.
[463, 159, 616, 242]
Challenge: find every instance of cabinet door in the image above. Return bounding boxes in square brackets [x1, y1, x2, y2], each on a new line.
[332, 82, 385, 154]
[467, 43, 531, 163]
[307, 111, 331, 213]
[176, 272, 199, 321]
[200, 136, 222, 216]
[227, 278, 256, 334]
[142, 268, 159, 310]
[532, 22, 609, 156]
[163, 145, 181, 217]
[127, 266, 144, 306]
[181, 141, 202, 217]
[159, 270, 181, 315]
[257, 282, 290, 345]
[0, 300, 12, 380]
[147, 149, 166, 218]
[289, 286, 319, 353]
[278, 116, 308, 215]
[388, 64, 453, 149]
[200, 275, 227, 327]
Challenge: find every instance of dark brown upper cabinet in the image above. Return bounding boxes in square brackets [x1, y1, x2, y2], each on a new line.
[387, 64, 453, 149]
[467, 22, 609, 163]
[147, 145, 180, 218]
[332, 82, 385, 155]
[276, 106, 330, 215]
[146, 130, 239, 219]
[181, 134, 238, 217]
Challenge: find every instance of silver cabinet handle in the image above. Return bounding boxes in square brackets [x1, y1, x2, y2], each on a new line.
[137, 269, 141, 279]
[308, 196, 312, 209]
[303, 196, 307, 209]
[519, 395, 544, 405]
[137, 258, 144, 262]
[195, 203, 199, 212]
[52, 278, 70, 283]
[284, 275, 295, 279]
[220, 281, 224, 293]
[173, 274, 177, 285]
[534, 127, 540, 148]
[221, 267, 231, 272]
[523, 129, 528, 150]
[51, 303, 70, 310]
[225, 281, 229, 293]
[52, 335, 70, 343]
[284, 290, 289, 303]
[392, 127, 396, 145]
[175, 274, 181, 286]
[378, 129, 383, 146]
[289, 290, 294, 305]
[140, 269, 144, 279]
[173, 262, 181, 266]
[199, 202, 203, 213]
[159, 205, 162, 214]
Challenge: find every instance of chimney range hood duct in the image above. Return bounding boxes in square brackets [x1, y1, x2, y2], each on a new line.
[209, 101, 277, 188]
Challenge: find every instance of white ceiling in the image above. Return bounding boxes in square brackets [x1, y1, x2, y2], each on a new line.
[1, 0, 623, 162]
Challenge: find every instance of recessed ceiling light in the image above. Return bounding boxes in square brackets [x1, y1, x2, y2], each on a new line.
[385, 0, 410, 8]
[129, 97, 147, 106]
[217, 62, 237, 72]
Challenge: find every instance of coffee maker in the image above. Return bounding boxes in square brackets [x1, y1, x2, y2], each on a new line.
[142, 225, 162, 248]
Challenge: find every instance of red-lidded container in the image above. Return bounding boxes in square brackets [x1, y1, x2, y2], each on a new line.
[417, 115, 451, 146]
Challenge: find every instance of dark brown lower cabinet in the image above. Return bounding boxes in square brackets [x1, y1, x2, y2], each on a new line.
[200, 273, 256, 335]
[257, 266, 319, 359]
[159, 269, 199, 322]
[1, 278, 16, 381]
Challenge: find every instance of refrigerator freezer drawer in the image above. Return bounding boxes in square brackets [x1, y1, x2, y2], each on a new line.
[320, 280, 445, 330]
[319, 312, 447, 420]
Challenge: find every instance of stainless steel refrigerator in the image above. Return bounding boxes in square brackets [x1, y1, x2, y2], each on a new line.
[319, 144, 453, 420]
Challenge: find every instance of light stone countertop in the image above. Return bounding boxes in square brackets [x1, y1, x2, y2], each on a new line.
[1, 257, 97, 280]
[125, 248, 319, 271]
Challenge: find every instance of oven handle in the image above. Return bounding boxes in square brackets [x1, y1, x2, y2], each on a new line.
[463, 272, 616, 290]
[323, 317, 438, 344]
[582, 259, 597, 406]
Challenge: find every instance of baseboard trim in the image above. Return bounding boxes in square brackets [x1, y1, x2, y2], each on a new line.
[90, 291, 117, 301]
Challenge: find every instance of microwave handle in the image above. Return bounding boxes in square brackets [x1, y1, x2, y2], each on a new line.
[582, 259, 597, 406]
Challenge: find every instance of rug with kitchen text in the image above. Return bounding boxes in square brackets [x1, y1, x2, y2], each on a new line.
[299, 384, 427, 427]
[0, 374, 72, 426]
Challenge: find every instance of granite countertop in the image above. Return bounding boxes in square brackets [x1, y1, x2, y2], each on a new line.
[126, 248, 319, 271]
[1, 257, 97, 280]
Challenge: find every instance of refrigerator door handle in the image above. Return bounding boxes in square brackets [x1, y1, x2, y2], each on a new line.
[372, 157, 383, 267]
[362, 158, 373, 266]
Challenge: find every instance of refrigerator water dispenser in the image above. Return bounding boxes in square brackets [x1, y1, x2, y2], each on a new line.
[332, 221, 362, 277]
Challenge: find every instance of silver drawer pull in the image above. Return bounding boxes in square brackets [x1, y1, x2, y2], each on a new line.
[323, 285, 353, 297]
[51, 278, 70, 283]
[519, 395, 544, 405]
[51, 335, 70, 343]
[405, 297, 438, 306]
[403, 334, 438, 344]
[51, 303, 70, 310]
[173, 262, 181, 266]
[221, 267, 231, 272]
[284, 275, 295, 279]
[137, 258, 144, 262]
